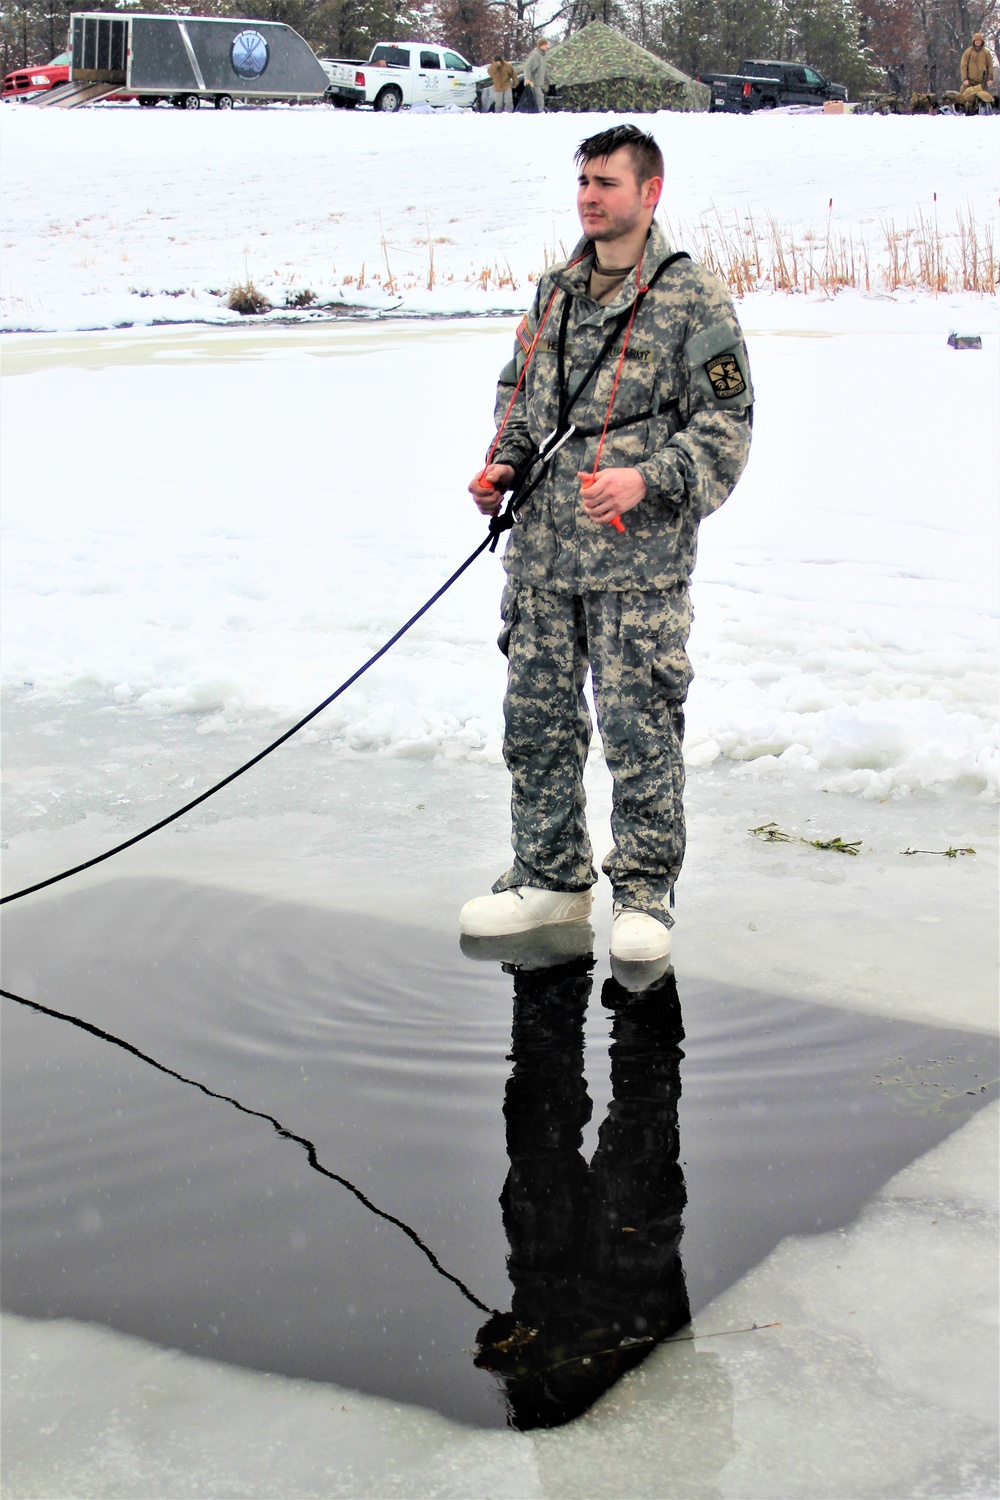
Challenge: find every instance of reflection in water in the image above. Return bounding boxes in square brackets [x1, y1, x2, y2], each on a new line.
[475, 956, 690, 1429]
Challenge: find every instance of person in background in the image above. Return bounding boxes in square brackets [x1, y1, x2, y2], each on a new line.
[488, 54, 518, 113]
[958, 32, 996, 110]
[523, 37, 550, 111]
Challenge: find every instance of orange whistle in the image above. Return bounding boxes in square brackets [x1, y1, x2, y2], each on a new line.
[475, 467, 496, 492]
[582, 475, 625, 532]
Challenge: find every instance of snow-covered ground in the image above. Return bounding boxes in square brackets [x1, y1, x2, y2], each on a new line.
[1, 106, 997, 328]
[2, 108, 998, 1498]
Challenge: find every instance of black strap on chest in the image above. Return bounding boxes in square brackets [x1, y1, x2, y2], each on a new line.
[554, 249, 690, 435]
[488, 250, 690, 547]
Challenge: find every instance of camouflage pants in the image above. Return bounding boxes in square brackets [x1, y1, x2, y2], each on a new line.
[492, 582, 693, 927]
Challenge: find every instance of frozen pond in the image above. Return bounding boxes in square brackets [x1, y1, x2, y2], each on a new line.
[2, 318, 998, 1496]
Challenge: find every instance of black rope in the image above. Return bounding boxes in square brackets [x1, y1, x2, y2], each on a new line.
[0, 985, 497, 1317]
[1, 532, 496, 907]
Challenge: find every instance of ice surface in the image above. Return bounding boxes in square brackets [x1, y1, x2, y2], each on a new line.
[3, 734, 996, 1032]
[3, 315, 997, 804]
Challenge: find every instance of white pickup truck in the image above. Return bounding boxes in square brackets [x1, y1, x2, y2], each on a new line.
[320, 42, 487, 111]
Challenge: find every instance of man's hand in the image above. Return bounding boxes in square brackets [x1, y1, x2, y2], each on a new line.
[469, 462, 516, 517]
[578, 467, 646, 525]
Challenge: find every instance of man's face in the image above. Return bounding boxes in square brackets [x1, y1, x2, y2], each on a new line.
[576, 149, 662, 243]
[973, 36, 983, 46]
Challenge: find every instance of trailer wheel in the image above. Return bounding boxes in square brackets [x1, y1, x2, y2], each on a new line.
[214, 93, 233, 109]
[374, 85, 402, 112]
[181, 93, 201, 110]
[138, 95, 158, 107]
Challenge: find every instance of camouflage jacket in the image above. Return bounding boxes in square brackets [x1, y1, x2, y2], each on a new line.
[491, 222, 752, 592]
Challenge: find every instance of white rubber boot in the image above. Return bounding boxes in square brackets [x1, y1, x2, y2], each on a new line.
[610, 908, 672, 962]
[459, 886, 593, 938]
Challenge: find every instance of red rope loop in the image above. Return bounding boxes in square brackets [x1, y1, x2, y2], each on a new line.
[590, 250, 647, 478]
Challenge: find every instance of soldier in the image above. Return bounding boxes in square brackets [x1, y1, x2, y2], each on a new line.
[958, 32, 996, 109]
[487, 53, 517, 113]
[461, 124, 752, 964]
[523, 37, 550, 111]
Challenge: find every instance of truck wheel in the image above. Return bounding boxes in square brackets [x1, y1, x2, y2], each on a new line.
[182, 93, 201, 110]
[374, 86, 402, 112]
[214, 94, 233, 109]
[138, 95, 157, 107]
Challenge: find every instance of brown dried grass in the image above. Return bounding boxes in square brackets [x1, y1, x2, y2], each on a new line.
[662, 205, 997, 297]
[331, 204, 996, 301]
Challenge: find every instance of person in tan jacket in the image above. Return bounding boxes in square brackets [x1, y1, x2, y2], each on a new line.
[958, 33, 996, 108]
[487, 55, 518, 112]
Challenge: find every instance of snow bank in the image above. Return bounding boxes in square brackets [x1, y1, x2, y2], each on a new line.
[1, 106, 997, 330]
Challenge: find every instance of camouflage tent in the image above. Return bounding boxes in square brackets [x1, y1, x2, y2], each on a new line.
[546, 22, 709, 113]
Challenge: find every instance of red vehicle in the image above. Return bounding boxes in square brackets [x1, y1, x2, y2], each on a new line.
[2, 50, 71, 100]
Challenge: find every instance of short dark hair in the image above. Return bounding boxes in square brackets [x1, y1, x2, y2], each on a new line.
[575, 124, 664, 186]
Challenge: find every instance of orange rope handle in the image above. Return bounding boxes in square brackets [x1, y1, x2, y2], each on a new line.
[585, 252, 648, 534]
[479, 250, 593, 487]
[479, 252, 643, 542]
[478, 285, 560, 487]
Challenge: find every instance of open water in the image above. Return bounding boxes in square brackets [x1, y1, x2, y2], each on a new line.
[3, 875, 996, 1430]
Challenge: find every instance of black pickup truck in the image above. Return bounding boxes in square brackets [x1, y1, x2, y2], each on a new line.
[698, 59, 848, 112]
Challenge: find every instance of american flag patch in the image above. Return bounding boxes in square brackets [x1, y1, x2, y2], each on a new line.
[515, 317, 532, 355]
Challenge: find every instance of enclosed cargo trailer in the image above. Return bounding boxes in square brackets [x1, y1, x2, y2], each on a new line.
[32, 12, 329, 107]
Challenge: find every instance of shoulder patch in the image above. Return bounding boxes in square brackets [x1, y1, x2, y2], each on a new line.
[515, 317, 532, 356]
[705, 353, 747, 400]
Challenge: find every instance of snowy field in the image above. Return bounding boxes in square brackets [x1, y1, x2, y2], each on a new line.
[2, 106, 999, 1498]
[1, 106, 998, 328]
